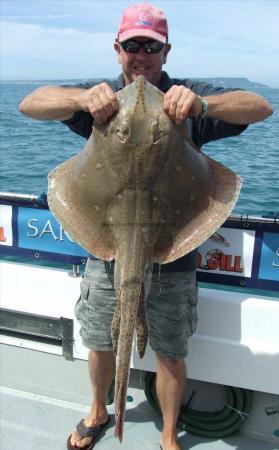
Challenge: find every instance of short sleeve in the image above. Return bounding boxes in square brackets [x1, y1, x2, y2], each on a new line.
[185, 81, 248, 147]
[61, 79, 118, 139]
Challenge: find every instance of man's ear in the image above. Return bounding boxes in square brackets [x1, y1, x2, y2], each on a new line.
[163, 43, 171, 64]
[114, 41, 122, 64]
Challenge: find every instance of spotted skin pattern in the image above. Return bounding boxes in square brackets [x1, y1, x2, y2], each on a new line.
[48, 76, 242, 442]
[135, 286, 149, 358]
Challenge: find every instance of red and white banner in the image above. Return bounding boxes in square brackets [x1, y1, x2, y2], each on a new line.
[197, 228, 255, 277]
[0, 205, 13, 246]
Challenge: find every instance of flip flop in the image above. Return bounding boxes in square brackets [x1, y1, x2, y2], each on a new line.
[67, 416, 110, 450]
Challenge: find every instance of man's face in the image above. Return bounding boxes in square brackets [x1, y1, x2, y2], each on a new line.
[114, 37, 171, 87]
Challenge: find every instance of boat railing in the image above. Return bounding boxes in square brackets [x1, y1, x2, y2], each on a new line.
[0, 191, 278, 292]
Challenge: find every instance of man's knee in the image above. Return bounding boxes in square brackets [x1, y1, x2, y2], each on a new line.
[89, 349, 115, 361]
[156, 352, 186, 372]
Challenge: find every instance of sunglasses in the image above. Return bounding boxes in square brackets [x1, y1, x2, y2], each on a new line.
[120, 39, 164, 54]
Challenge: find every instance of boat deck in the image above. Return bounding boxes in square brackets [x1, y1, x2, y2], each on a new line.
[0, 258, 278, 450]
[1, 384, 277, 450]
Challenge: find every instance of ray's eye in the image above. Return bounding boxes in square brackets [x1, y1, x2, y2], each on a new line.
[153, 130, 164, 144]
[116, 122, 129, 143]
[151, 119, 163, 144]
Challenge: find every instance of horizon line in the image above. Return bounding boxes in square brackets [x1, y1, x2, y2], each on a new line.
[0, 76, 274, 84]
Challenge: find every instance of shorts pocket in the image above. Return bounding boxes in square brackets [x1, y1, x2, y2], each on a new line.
[75, 278, 90, 326]
[187, 284, 198, 336]
[80, 278, 90, 301]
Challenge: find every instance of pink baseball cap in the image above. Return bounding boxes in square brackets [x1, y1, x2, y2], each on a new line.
[117, 2, 168, 44]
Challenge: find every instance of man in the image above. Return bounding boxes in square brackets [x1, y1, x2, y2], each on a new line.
[19, 3, 272, 450]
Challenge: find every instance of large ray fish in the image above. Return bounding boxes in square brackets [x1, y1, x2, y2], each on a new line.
[47, 76, 242, 441]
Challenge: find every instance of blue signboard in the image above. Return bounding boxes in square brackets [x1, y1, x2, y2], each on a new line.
[259, 232, 279, 282]
[1, 198, 279, 292]
[18, 207, 88, 257]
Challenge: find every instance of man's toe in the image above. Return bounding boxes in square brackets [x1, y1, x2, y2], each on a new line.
[70, 431, 79, 446]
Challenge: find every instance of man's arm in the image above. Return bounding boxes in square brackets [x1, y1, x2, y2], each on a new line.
[19, 83, 119, 123]
[163, 86, 273, 125]
[20, 82, 273, 126]
[204, 90, 273, 124]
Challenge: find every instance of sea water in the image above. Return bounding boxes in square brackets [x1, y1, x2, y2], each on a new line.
[0, 79, 278, 216]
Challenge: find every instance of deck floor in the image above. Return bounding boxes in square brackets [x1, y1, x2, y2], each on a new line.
[1, 386, 278, 450]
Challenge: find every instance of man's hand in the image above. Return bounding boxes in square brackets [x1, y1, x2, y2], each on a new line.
[19, 82, 119, 122]
[77, 82, 119, 124]
[163, 85, 203, 124]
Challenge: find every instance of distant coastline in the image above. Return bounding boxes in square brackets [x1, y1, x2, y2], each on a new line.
[0, 77, 275, 90]
[197, 77, 270, 89]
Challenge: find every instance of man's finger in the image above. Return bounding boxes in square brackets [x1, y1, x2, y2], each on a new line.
[167, 90, 184, 119]
[88, 97, 107, 123]
[179, 92, 196, 121]
[103, 84, 119, 110]
[163, 85, 178, 113]
[97, 91, 115, 118]
[84, 83, 119, 122]
[102, 84, 119, 117]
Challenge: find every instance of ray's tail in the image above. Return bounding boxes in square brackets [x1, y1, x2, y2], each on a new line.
[113, 258, 153, 442]
[113, 249, 153, 441]
[107, 189, 155, 441]
[114, 279, 142, 442]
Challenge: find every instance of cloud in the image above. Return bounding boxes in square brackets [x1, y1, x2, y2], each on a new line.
[1, 21, 112, 57]
[161, 1, 279, 84]
[1, 0, 121, 31]
[1, 0, 278, 85]
[0, 20, 119, 79]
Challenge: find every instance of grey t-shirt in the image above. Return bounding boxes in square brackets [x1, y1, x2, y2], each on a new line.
[62, 71, 247, 272]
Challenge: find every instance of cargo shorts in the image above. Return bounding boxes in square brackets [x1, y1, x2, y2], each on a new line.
[75, 258, 198, 360]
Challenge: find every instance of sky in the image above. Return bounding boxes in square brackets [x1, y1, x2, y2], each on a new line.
[1, 0, 278, 87]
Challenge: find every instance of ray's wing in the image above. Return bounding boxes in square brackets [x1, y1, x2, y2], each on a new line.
[48, 131, 122, 261]
[153, 139, 242, 263]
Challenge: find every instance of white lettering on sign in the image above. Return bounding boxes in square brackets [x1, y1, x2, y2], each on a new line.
[39, 220, 58, 240]
[27, 219, 39, 237]
[273, 248, 279, 268]
[27, 219, 74, 242]
[198, 252, 243, 273]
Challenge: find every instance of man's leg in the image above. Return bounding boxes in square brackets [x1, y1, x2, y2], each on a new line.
[156, 352, 187, 450]
[70, 258, 117, 447]
[146, 270, 197, 449]
[70, 350, 115, 448]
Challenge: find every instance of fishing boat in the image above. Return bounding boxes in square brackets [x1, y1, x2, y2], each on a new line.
[0, 191, 278, 450]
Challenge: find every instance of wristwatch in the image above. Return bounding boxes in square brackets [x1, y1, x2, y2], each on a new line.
[198, 95, 208, 119]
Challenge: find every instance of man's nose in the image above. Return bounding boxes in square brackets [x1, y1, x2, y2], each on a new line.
[136, 47, 147, 58]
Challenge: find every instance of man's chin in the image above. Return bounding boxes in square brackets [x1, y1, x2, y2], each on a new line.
[132, 72, 153, 83]
[124, 71, 159, 86]
[134, 73, 147, 80]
